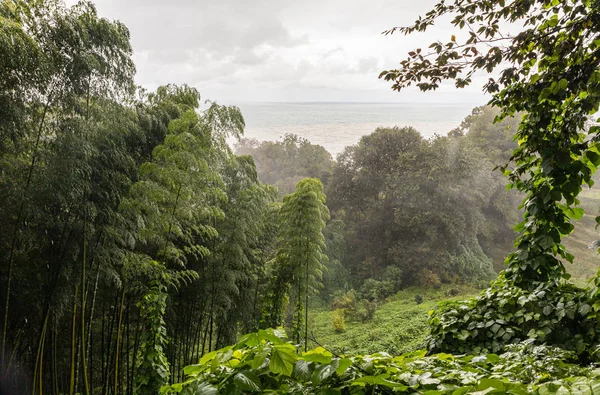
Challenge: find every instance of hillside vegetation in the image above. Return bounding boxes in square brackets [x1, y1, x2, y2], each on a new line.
[308, 286, 478, 356]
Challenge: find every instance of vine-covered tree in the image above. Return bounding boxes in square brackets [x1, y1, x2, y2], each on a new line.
[381, 0, 600, 357]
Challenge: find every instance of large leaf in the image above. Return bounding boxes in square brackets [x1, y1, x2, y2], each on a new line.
[293, 360, 311, 382]
[351, 374, 408, 390]
[311, 364, 334, 385]
[302, 347, 333, 364]
[269, 345, 296, 376]
[233, 372, 262, 392]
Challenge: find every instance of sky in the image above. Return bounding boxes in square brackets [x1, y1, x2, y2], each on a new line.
[73, 0, 492, 104]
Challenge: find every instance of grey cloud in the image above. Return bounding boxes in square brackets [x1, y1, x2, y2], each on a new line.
[86, 0, 488, 103]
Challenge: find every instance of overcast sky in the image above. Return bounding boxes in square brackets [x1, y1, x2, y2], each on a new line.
[77, 0, 491, 104]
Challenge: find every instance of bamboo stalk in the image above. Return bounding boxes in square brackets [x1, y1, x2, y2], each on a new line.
[2, 99, 51, 369]
[114, 288, 126, 395]
[38, 315, 48, 395]
[70, 286, 79, 395]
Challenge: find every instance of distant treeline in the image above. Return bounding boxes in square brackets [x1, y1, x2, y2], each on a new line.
[236, 105, 523, 297]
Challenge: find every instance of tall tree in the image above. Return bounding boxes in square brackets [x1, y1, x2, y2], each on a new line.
[265, 179, 329, 350]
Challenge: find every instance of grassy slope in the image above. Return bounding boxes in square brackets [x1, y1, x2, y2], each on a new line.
[308, 285, 478, 356]
[308, 189, 600, 355]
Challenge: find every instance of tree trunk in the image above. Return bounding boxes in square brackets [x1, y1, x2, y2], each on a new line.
[70, 286, 79, 395]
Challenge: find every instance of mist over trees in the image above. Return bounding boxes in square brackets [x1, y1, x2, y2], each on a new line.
[237, 106, 523, 293]
[235, 134, 335, 196]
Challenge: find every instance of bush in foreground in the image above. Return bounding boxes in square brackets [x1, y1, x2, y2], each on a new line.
[161, 328, 600, 394]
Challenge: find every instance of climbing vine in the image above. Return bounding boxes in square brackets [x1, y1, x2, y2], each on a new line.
[380, 0, 600, 356]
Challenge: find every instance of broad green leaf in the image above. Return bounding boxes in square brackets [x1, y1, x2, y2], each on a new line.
[478, 378, 505, 391]
[233, 372, 262, 392]
[199, 351, 217, 366]
[293, 360, 311, 381]
[302, 347, 333, 364]
[252, 346, 270, 370]
[182, 364, 203, 376]
[312, 364, 334, 385]
[191, 383, 218, 395]
[351, 375, 408, 389]
[269, 345, 296, 376]
[335, 358, 352, 375]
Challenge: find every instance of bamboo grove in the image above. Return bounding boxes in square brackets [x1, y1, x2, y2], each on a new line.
[0, 1, 331, 393]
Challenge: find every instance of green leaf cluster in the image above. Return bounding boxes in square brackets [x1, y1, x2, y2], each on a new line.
[163, 328, 600, 395]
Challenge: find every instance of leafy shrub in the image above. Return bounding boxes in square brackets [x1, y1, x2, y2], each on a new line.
[417, 268, 442, 289]
[162, 328, 600, 395]
[384, 265, 403, 292]
[359, 278, 394, 301]
[331, 290, 357, 311]
[427, 276, 600, 358]
[330, 290, 377, 323]
[414, 294, 423, 305]
[331, 309, 345, 332]
[351, 299, 377, 322]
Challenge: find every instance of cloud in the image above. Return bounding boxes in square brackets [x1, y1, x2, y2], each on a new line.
[79, 0, 490, 103]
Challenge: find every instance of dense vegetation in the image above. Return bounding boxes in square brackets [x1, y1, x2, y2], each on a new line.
[0, 1, 326, 393]
[239, 107, 523, 289]
[4, 0, 600, 394]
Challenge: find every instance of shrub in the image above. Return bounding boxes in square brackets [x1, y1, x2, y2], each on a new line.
[359, 278, 394, 302]
[164, 328, 600, 395]
[352, 299, 377, 322]
[331, 309, 345, 332]
[383, 265, 403, 292]
[417, 268, 442, 289]
[331, 290, 356, 311]
[427, 276, 600, 358]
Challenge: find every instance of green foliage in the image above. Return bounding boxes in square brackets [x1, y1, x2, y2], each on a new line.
[164, 328, 600, 395]
[235, 134, 335, 196]
[0, 2, 281, 390]
[359, 278, 394, 302]
[352, 299, 377, 323]
[320, 219, 349, 300]
[329, 126, 502, 286]
[312, 286, 477, 356]
[331, 309, 345, 333]
[135, 279, 170, 395]
[426, 277, 600, 358]
[331, 290, 357, 311]
[381, 0, 600, 358]
[262, 178, 330, 348]
[330, 290, 377, 323]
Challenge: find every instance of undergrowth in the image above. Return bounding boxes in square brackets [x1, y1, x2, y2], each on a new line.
[162, 328, 600, 394]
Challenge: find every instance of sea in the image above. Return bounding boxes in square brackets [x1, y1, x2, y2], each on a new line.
[232, 102, 483, 157]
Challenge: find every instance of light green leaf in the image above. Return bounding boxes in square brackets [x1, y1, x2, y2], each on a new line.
[269, 345, 296, 376]
[302, 347, 333, 364]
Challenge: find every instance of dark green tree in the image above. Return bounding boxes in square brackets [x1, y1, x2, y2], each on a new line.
[265, 178, 329, 350]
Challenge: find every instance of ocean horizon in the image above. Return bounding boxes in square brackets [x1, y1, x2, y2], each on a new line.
[229, 101, 484, 156]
